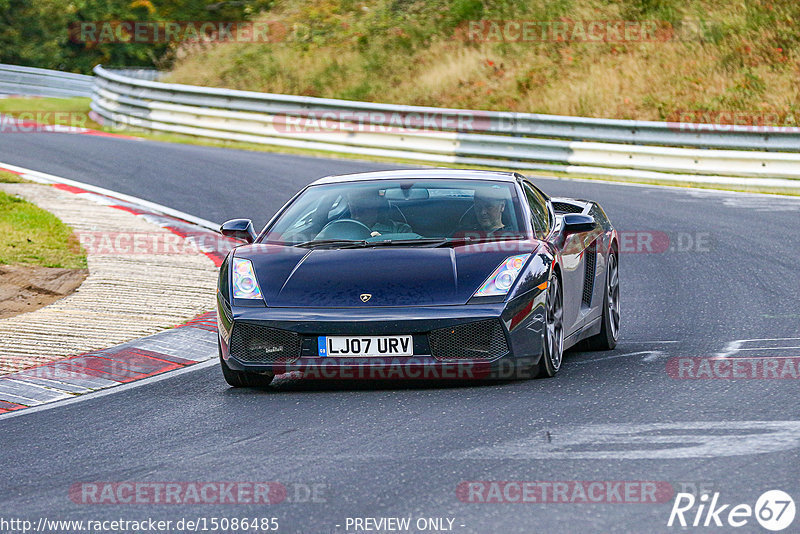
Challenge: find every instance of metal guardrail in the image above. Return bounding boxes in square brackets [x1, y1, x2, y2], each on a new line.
[5, 62, 797, 184]
[103, 68, 162, 81]
[90, 65, 800, 182]
[91, 66, 800, 151]
[0, 63, 93, 98]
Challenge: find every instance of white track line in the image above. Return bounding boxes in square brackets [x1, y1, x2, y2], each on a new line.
[572, 350, 666, 365]
[616, 340, 678, 344]
[736, 346, 800, 351]
[0, 160, 220, 230]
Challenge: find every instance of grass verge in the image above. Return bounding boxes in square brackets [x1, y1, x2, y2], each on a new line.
[165, 0, 800, 123]
[0, 170, 29, 183]
[0, 97, 104, 130]
[0, 189, 87, 269]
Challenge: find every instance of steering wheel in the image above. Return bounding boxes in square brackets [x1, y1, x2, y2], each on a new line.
[316, 218, 372, 240]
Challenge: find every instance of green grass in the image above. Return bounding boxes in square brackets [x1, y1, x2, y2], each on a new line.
[3, 97, 798, 197]
[0, 190, 86, 268]
[0, 97, 104, 130]
[0, 97, 91, 113]
[0, 170, 28, 183]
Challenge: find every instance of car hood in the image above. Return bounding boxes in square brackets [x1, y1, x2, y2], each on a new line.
[234, 242, 536, 307]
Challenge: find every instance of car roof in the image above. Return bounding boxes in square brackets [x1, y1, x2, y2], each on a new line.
[310, 169, 522, 186]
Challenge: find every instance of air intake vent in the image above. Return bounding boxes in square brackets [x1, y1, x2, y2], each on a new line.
[429, 319, 509, 361]
[229, 323, 302, 363]
[553, 201, 584, 214]
[582, 242, 597, 306]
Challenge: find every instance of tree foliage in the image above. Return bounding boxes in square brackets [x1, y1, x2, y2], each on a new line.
[0, 0, 272, 73]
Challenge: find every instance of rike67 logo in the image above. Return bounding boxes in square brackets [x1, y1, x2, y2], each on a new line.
[668, 490, 795, 531]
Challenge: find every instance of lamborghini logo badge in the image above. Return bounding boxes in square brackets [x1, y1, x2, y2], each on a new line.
[360, 293, 372, 303]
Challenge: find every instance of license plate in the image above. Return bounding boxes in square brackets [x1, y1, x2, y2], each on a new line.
[319, 335, 413, 357]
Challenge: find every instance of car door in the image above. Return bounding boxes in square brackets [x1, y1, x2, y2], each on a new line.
[520, 180, 585, 337]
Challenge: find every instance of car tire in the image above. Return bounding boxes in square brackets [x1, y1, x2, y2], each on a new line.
[535, 271, 564, 378]
[219, 342, 274, 387]
[584, 251, 620, 351]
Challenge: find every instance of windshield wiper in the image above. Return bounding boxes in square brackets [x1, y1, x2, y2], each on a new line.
[295, 236, 525, 249]
[294, 239, 367, 248]
[435, 235, 526, 247]
[361, 238, 449, 247]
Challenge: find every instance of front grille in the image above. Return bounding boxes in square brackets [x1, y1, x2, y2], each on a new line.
[582, 242, 597, 306]
[429, 319, 509, 361]
[229, 323, 302, 363]
[553, 201, 584, 214]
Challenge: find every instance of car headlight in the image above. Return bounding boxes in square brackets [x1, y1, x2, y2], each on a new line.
[232, 258, 263, 300]
[473, 254, 530, 297]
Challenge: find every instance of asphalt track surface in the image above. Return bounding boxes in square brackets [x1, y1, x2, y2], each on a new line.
[1, 133, 800, 533]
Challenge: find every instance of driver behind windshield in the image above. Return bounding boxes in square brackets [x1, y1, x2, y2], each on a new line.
[347, 189, 412, 237]
[455, 186, 512, 236]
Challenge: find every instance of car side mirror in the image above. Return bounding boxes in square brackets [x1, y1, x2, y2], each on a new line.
[562, 214, 597, 234]
[220, 219, 257, 243]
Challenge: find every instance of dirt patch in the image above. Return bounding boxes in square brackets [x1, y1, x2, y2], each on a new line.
[0, 264, 88, 319]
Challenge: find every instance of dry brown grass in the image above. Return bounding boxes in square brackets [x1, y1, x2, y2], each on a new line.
[163, 0, 800, 121]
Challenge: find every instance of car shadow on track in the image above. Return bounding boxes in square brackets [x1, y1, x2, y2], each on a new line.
[222, 374, 520, 394]
[218, 348, 607, 394]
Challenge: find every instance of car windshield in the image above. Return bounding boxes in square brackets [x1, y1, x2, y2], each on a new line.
[260, 179, 528, 246]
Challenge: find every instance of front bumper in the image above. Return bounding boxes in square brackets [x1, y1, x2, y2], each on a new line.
[217, 292, 547, 380]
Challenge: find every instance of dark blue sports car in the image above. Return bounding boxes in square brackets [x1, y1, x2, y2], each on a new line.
[216, 169, 619, 386]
